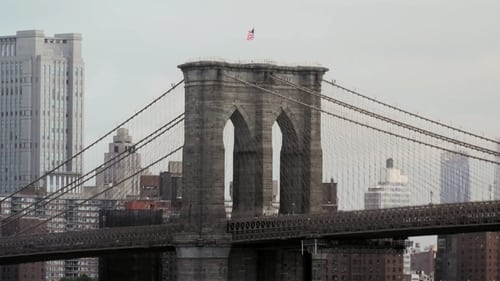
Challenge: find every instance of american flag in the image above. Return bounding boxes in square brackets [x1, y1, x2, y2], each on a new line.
[246, 28, 254, 40]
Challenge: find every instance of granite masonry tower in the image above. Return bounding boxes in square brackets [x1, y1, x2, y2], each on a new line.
[175, 61, 328, 281]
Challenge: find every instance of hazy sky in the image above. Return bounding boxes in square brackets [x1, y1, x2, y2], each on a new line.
[1, 0, 499, 142]
[2, 0, 500, 247]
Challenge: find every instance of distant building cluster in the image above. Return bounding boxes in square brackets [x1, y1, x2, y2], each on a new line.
[0, 30, 183, 281]
[435, 150, 500, 281]
[0, 190, 119, 280]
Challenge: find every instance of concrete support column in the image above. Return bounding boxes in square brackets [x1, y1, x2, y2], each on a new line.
[176, 246, 230, 281]
[311, 253, 328, 281]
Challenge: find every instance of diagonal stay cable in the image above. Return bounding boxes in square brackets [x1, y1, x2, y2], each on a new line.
[273, 75, 500, 158]
[4, 114, 184, 224]
[323, 79, 500, 146]
[15, 145, 184, 237]
[1, 79, 184, 204]
[225, 74, 500, 166]
[2, 114, 184, 227]
[3, 115, 184, 228]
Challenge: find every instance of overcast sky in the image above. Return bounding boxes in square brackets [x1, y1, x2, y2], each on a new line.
[1, 0, 499, 141]
[2, 0, 499, 246]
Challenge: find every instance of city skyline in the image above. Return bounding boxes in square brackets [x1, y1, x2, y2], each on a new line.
[0, 3, 499, 280]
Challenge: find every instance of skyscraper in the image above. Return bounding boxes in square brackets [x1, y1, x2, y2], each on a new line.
[96, 128, 147, 199]
[436, 151, 470, 281]
[439, 151, 470, 203]
[436, 151, 499, 281]
[329, 159, 408, 281]
[364, 158, 410, 209]
[0, 30, 84, 194]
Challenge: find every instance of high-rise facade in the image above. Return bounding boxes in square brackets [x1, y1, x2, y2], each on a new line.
[0, 30, 84, 195]
[435, 151, 499, 281]
[328, 159, 408, 281]
[439, 152, 470, 203]
[96, 128, 146, 199]
[364, 158, 410, 209]
[1, 192, 120, 280]
[436, 151, 470, 281]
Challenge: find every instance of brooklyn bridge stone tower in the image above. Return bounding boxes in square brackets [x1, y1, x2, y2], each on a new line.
[175, 61, 328, 281]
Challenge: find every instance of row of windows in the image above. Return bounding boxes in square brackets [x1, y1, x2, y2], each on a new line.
[41, 67, 84, 78]
[0, 175, 30, 181]
[44, 38, 67, 44]
[0, 87, 22, 95]
[0, 141, 82, 150]
[0, 109, 82, 118]
[0, 110, 29, 117]
[0, 61, 22, 75]
[0, 44, 16, 57]
[0, 142, 30, 149]
[0, 76, 34, 84]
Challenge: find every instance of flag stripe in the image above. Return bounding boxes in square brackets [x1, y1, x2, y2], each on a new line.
[246, 29, 254, 40]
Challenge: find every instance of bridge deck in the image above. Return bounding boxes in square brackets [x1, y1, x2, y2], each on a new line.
[0, 224, 177, 264]
[228, 200, 500, 243]
[1, 201, 500, 264]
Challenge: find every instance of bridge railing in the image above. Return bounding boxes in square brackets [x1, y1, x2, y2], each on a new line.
[0, 224, 179, 258]
[228, 201, 500, 242]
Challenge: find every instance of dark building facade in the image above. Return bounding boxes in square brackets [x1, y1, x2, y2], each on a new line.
[327, 248, 404, 281]
[0, 217, 46, 281]
[140, 175, 161, 199]
[410, 247, 435, 278]
[322, 179, 337, 213]
[98, 209, 175, 281]
[436, 152, 500, 281]
[160, 161, 182, 202]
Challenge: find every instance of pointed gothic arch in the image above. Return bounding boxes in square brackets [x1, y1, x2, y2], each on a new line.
[224, 108, 258, 217]
[274, 110, 304, 214]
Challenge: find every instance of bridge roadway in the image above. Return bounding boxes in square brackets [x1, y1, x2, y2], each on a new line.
[0, 224, 178, 264]
[2, 200, 500, 264]
[228, 200, 500, 243]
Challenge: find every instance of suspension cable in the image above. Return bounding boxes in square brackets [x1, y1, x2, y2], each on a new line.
[0, 79, 184, 204]
[323, 79, 500, 146]
[225, 74, 500, 165]
[15, 145, 184, 236]
[2, 114, 184, 227]
[271, 75, 500, 158]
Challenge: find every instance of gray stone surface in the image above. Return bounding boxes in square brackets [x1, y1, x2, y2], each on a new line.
[179, 61, 328, 227]
[177, 60, 328, 281]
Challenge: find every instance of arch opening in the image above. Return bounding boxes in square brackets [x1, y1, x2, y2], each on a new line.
[271, 121, 282, 215]
[275, 111, 302, 214]
[223, 109, 256, 218]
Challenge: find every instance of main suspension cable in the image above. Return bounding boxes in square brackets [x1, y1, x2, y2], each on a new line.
[272, 75, 500, 157]
[323, 79, 500, 146]
[225, 74, 500, 165]
[0, 79, 184, 203]
[2, 114, 184, 227]
[15, 145, 184, 236]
